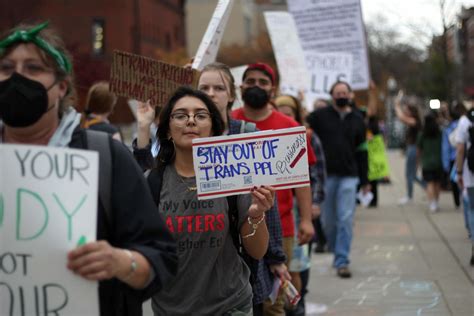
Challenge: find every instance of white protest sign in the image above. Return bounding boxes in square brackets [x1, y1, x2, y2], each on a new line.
[264, 12, 310, 99]
[230, 64, 247, 109]
[288, 0, 370, 90]
[0, 144, 99, 315]
[305, 52, 353, 105]
[192, 127, 310, 200]
[192, 0, 234, 71]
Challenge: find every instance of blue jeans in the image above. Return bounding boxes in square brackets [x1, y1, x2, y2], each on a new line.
[406, 145, 425, 198]
[464, 188, 474, 243]
[321, 176, 359, 268]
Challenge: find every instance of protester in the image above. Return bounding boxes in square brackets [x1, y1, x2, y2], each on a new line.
[306, 81, 369, 278]
[133, 62, 287, 315]
[364, 81, 383, 207]
[232, 62, 315, 315]
[275, 94, 326, 316]
[0, 22, 177, 315]
[83, 81, 122, 141]
[148, 87, 274, 315]
[395, 93, 425, 205]
[417, 112, 443, 212]
[313, 98, 329, 111]
[455, 105, 474, 266]
[442, 102, 466, 209]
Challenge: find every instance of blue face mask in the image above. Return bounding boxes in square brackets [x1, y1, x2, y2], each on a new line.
[0, 72, 55, 127]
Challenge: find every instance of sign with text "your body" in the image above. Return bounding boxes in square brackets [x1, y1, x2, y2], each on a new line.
[0, 144, 99, 316]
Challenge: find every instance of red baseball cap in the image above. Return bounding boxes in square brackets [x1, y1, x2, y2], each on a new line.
[242, 62, 276, 85]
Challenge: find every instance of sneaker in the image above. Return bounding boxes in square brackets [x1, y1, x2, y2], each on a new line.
[429, 201, 439, 213]
[306, 303, 328, 314]
[337, 266, 352, 278]
[398, 197, 412, 205]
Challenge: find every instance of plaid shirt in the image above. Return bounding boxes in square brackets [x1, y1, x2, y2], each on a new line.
[229, 119, 286, 305]
[309, 131, 326, 204]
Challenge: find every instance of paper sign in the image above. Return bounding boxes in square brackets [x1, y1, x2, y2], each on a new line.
[230, 65, 247, 109]
[0, 144, 99, 315]
[288, 0, 370, 90]
[192, 127, 310, 200]
[192, 0, 234, 71]
[110, 50, 199, 106]
[305, 52, 353, 105]
[367, 134, 390, 180]
[264, 12, 310, 99]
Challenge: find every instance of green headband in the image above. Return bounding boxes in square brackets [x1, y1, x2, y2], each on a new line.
[0, 21, 72, 74]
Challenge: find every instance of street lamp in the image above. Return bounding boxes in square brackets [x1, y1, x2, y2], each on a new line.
[386, 76, 402, 148]
[387, 77, 397, 94]
[429, 99, 441, 110]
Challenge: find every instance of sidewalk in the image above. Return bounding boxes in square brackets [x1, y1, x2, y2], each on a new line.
[305, 150, 474, 316]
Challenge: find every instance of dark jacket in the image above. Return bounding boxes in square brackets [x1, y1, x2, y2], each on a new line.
[70, 129, 177, 316]
[307, 106, 369, 185]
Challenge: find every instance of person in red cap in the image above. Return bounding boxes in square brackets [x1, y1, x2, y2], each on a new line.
[232, 62, 316, 315]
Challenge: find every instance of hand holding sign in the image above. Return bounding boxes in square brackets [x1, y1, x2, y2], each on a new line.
[248, 185, 275, 218]
[67, 240, 123, 281]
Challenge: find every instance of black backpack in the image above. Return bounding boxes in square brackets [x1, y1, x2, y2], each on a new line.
[467, 110, 474, 172]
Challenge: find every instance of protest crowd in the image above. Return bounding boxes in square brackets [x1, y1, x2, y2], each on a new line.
[1, 2, 474, 316]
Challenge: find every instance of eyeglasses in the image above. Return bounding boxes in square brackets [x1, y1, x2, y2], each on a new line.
[170, 112, 212, 127]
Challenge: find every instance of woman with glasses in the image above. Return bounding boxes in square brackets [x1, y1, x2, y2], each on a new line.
[0, 22, 177, 316]
[147, 86, 274, 315]
[134, 63, 287, 316]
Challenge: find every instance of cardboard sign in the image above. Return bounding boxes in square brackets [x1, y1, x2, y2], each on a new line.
[192, 127, 310, 200]
[288, 0, 370, 90]
[0, 144, 99, 316]
[264, 12, 310, 99]
[110, 50, 199, 106]
[367, 135, 390, 180]
[305, 52, 353, 105]
[192, 0, 234, 71]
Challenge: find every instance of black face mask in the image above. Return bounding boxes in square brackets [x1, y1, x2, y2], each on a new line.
[335, 98, 349, 107]
[0, 72, 55, 127]
[242, 86, 270, 109]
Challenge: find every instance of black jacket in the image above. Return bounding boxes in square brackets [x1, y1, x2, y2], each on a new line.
[69, 129, 177, 316]
[307, 106, 369, 185]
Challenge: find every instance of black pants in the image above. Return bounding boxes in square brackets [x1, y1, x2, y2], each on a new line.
[313, 216, 326, 246]
[369, 180, 378, 207]
[253, 303, 263, 316]
[450, 160, 460, 207]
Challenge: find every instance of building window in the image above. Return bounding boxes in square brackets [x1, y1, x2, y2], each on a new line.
[92, 18, 105, 56]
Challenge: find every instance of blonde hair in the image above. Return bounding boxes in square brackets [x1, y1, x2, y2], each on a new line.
[85, 81, 117, 114]
[201, 62, 236, 101]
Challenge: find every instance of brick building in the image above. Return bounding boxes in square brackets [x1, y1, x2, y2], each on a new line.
[0, 0, 186, 123]
[446, 6, 474, 98]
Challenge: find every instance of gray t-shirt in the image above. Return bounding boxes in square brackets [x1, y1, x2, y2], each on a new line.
[152, 165, 253, 316]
